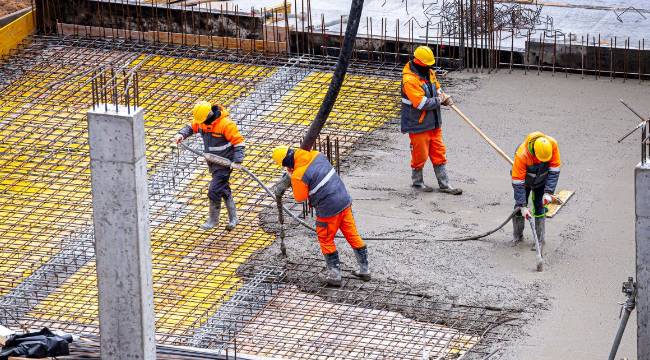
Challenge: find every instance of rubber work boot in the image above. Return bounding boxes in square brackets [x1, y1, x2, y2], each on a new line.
[352, 246, 371, 281]
[533, 217, 546, 254]
[200, 199, 221, 230]
[323, 251, 342, 287]
[512, 214, 525, 246]
[223, 194, 239, 231]
[433, 165, 462, 195]
[411, 168, 434, 192]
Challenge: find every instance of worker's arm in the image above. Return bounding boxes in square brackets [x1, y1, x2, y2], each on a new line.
[434, 76, 454, 106]
[511, 158, 528, 207]
[177, 124, 195, 139]
[403, 76, 440, 111]
[291, 177, 309, 203]
[544, 146, 561, 194]
[223, 121, 245, 164]
[173, 124, 195, 144]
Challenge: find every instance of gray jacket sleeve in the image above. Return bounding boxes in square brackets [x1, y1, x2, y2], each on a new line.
[178, 124, 194, 139]
[544, 170, 560, 194]
[513, 183, 527, 207]
[419, 96, 440, 111]
[233, 144, 245, 164]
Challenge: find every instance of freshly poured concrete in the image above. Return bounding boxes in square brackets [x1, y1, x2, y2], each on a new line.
[259, 71, 649, 359]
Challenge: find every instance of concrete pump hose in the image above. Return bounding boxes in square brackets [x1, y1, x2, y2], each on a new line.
[177, 143, 518, 242]
[299, 0, 365, 151]
[248, 166, 517, 241]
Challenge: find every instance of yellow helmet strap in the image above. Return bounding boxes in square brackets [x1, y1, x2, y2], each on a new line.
[528, 136, 541, 157]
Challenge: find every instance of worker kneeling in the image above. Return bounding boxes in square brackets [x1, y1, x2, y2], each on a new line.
[272, 146, 370, 287]
[401, 46, 461, 194]
[511, 132, 561, 252]
[174, 101, 245, 231]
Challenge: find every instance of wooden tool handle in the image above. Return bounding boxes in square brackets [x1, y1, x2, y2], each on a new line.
[450, 104, 514, 166]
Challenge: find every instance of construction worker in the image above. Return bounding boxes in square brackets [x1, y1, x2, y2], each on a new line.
[511, 131, 561, 252]
[272, 146, 370, 287]
[174, 101, 245, 231]
[401, 45, 462, 195]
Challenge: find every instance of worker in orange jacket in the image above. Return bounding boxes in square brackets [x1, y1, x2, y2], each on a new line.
[174, 101, 245, 231]
[272, 146, 370, 287]
[511, 131, 561, 252]
[401, 46, 461, 195]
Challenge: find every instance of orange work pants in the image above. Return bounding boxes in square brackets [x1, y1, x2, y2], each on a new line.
[409, 128, 446, 169]
[315, 206, 366, 255]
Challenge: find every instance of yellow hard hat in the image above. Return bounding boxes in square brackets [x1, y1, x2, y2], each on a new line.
[192, 101, 213, 124]
[414, 46, 435, 66]
[272, 146, 290, 166]
[532, 136, 553, 162]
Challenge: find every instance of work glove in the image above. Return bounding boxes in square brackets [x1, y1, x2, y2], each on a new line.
[440, 92, 454, 106]
[542, 193, 553, 206]
[519, 207, 532, 219]
[173, 134, 183, 144]
[230, 162, 242, 170]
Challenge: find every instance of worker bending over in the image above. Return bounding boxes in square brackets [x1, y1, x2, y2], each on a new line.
[401, 46, 461, 194]
[511, 131, 561, 251]
[174, 101, 245, 231]
[272, 146, 370, 287]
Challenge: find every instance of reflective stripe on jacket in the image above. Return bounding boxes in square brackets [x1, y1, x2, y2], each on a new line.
[177, 105, 245, 165]
[290, 149, 352, 218]
[400, 61, 442, 134]
[511, 131, 561, 206]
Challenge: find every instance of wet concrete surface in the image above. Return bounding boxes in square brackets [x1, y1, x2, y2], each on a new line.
[256, 70, 649, 359]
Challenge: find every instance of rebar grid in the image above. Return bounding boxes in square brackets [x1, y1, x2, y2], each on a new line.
[0, 35, 521, 358]
[194, 257, 523, 359]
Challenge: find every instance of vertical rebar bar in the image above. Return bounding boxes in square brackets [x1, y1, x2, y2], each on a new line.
[597, 34, 601, 79]
[552, 31, 557, 76]
[610, 37, 614, 81]
[624, 37, 629, 82]
[335, 137, 340, 174]
[509, 28, 513, 73]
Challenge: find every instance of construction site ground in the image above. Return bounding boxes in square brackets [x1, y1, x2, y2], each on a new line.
[259, 70, 647, 359]
[1, 29, 647, 357]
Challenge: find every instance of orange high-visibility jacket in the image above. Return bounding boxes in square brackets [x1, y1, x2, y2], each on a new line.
[511, 131, 561, 206]
[290, 149, 351, 218]
[400, 61, 442, 134]
[178, 105, 245, 163]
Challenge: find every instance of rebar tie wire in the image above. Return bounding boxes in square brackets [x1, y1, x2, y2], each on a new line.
[178, 143, 518, 242]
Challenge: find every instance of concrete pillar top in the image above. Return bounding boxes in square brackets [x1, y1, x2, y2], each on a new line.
[88, 104, 142, 116]
[87, 106, 145, 163]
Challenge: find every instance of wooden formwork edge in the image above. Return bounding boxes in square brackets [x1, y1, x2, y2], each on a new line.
[58, 23, 288, 54]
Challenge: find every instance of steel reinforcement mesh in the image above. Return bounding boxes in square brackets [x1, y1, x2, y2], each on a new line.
[0, 35, 521, 359]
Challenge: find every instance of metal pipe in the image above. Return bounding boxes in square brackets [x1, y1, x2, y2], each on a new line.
[608, 277, 636, 360]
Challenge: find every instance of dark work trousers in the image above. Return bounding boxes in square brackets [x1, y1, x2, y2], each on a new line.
[525, 185, 547, 217]
[207, 163, 232, 202]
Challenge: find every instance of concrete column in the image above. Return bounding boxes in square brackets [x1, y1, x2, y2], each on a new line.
[87, 105, 156, 359]
[637, 162, 650, 359]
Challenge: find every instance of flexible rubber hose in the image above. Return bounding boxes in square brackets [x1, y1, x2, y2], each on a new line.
[177, 143, 517, 242]
[245, 166, 517, 242]
[300, 0, 365, 151]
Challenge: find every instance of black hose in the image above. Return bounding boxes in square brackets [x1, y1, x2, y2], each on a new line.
[300, 0, 365, 151]
[245, 166, 517, 242]
[178, 143, 516, 242]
